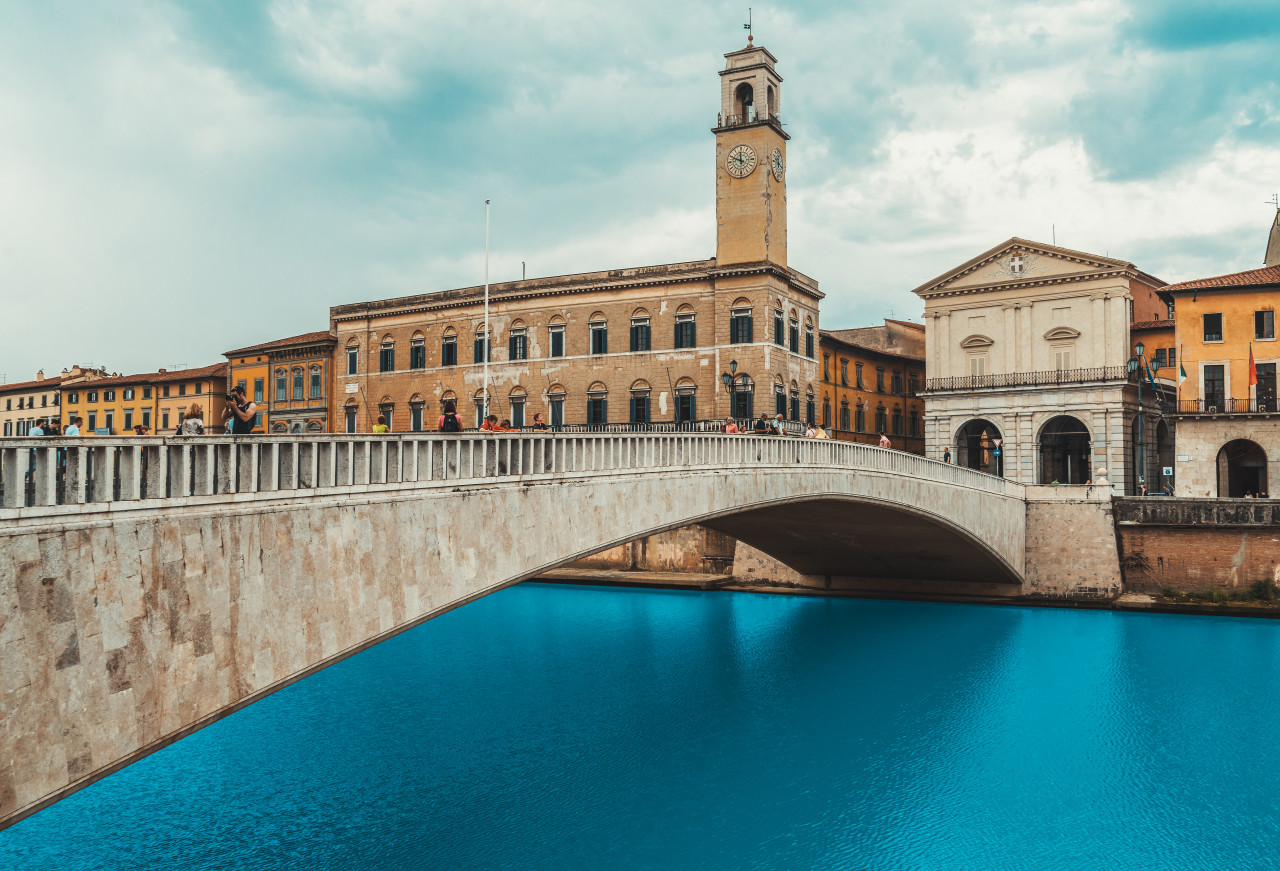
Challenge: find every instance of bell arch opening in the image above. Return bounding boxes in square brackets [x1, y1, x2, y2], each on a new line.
[1217, 439, 1268, 498]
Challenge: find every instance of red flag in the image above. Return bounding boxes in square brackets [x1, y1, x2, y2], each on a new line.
[1250, 345, 1258, 387]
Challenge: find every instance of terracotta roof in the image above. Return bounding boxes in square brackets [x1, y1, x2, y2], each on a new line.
[0, 374, 68, 394]
[1163, 264, 1280, 292]
[1131, 319, 1174, 330]
[76, 363, 227, 389]
[223, 330, 337, 356]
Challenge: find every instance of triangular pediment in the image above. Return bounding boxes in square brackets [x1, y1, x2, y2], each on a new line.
[912, 238, 1139, 298]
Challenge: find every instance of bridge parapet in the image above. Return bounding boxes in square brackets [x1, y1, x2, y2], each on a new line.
[0, 433, 1022, 521]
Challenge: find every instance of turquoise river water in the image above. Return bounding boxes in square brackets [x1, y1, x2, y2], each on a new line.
[3, 584, 1280, 870]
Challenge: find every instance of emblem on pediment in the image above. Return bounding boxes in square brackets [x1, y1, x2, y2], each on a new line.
[987, 251, 1047, 280]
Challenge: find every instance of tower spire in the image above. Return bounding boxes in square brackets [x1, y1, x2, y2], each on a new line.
[1265, 195, 1280, 268]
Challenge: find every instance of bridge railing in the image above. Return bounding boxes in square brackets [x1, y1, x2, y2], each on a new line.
[0, 433, 1023, 515]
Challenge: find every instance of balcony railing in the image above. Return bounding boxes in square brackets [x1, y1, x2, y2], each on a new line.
[1171, 398, 1279, 415]
[924, 365, 1136, 392]
[715, 111, 782, 129]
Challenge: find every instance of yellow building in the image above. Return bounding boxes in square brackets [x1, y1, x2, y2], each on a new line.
[819, 321, 927, 454]
[1162, 257, 1280, 496]
[1, 366, 107, 436]
[223, 332, 335, 433]
[60, 364, 228, 434]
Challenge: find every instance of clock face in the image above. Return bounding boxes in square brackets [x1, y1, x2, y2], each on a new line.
[726, 144, 757, 178]
[771, 147, 785, 181]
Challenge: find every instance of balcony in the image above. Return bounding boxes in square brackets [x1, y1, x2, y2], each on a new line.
[923, 365, 1137, 393]
[714, 111, 785, 132]
[1170, 398, 1279, 416]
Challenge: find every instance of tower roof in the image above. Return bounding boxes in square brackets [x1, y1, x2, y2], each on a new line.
[1266, 208, 1280, 268]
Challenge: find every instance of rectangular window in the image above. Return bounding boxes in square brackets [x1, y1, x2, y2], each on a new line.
[252, 413, 262, 429]
[774, 310, 785, 345]
[88, 391, 98, 402]
[840, 360, 849, 386]
[1204, 364, 1225, 409]
[105, 411, 114, 433]
[410, 406, 423, 432]
[855, 363, 864, 389]
[441, 336, 457, 366]
[293, 370, 304, 400]
[732, 391, 753, 419]
[1054, 348, 1072, 370]
[1257, 363, 1277, 412]
[876, 368, 885, 393]
[2, 422, 9, 436]
[549, 326, 565, 358]
[587, 396, 607, 425]
[410, 341, 426, 369]
[380, 344, 395, 372]
[88, 412, 97, 431]
[730, 309, 753, 344]
[789, 392, 799, 421]
[346, 347, 358, 375]
[195, 383, 202, 395]
[550, 398, 564, 428]
[675, 393, 695, 424]
[590, 323, 608, 355]
[969, 356, 987, 377]
[474, 334, 489, 364]
[15, 397, 22, 410]
[1203, 313, 1223, 342]
[674, 315, 696, 349]
[1257, 310, 1275, 340]
[509, 332, 528, 361]
[178, 384, 186, 396]
[123, 388, 134, 400]
[788, 318, 799, 353]
[908, 373, 919, 396]
[142, 386, 152, 399]
[345, 410, 357, 433]
[840, 404, 851, 431]
[629, 320, 650, 352]
[822, 355, 830, 382]
[104, 389, 115, 401]
[891, 370, 903, 394]
[510, 401, 525, 428]
[254, 379, 264, 404]
[310, 369, 322, 398]
[806, 396, 815, 424]
[161, 386, 169, 398]
[276, 372, 287, 402]
[805, 326, 814, 358]
[161, 412, 168, 430]
[1152, 348, 1166, 368]
[892, 409, 904, 436]
[630, 395, 650, 424]
[1168, 348, 1177, 370]
[775, 388, 786, 417]
[141, 410, 151, 428]
[124, 410, 133, 430]
[68, 392, 78, 404]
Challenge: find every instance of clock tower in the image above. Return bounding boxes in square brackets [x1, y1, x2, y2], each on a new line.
[714, 39, 788, 267]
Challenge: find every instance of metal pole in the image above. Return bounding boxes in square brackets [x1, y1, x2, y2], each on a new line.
[1137, 358, 1145, 493]
[484, 199, 490, 426]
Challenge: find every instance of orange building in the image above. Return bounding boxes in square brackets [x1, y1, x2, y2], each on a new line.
[1, 366, 108, 436]
[60, 364, 228, 435]
[223, 332, 336, 433]
[818, 320, 927, 454]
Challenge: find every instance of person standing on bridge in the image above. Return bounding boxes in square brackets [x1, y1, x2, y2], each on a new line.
[754, 414, 769, 435]
[372, 414, 390, 434]
[438, 400, 462, 433]
[223, 385, 257, 435]
[879, 433, 891, 449]
[772, 413, 787, 436]
[531, 412, 549, 431]
[723, 416, 738, 434]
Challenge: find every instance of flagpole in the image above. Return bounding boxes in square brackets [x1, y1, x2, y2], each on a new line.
[484, 199, 490, 426]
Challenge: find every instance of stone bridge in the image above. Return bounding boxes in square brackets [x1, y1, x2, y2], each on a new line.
[0, 431, 1115, 828]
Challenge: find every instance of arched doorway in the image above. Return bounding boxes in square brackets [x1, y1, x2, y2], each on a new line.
[1039, 416, 1090, 484]
[1217, 440, 1268, 498]
[956, 419, 1003, 477]
[1155, 420, 1173, 492]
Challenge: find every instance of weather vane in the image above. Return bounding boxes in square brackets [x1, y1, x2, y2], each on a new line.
[744, 8, 753, 42]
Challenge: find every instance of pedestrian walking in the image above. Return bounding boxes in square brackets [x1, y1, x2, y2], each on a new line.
[943, 447, 951, 463]
[438, 399, 463, 433]
[181, 403, 205, 435]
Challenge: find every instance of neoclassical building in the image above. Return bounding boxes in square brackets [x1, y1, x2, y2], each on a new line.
[915, 238, 1172, 493]
[328, 38, 821, 432]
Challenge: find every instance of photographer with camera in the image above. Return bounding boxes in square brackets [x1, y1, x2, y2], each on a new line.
[222, 385, 257, 435]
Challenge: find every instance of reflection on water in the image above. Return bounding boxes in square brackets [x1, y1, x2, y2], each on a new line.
[4, 585, 1280, 870]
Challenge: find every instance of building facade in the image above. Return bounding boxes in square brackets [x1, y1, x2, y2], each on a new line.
[224, 332, 336, 434]
[0, 367, 107, 436]
[819, 321, 926, 454]
[59, 364, 228, 434]
[916, 238, 1171, 492]
[1162, 261, 1280, 497]
[328, 40, 820, 432]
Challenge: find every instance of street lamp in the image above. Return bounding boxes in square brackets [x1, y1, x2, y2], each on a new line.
[1128, 342, 1148, 494]
[721, 360, 740, 422]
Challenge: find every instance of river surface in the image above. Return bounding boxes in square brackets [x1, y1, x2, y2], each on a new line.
[4, 584, 1280, 870]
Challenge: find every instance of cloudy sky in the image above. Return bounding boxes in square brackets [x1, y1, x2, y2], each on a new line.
[2, 0, 1278, 380]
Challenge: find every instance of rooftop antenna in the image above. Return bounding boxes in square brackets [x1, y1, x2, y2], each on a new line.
[1052, 224, 1056, 246]
[522, 260, 526, 280]
[1267, 193, 1279, 211]
[744, 8, 753, 43]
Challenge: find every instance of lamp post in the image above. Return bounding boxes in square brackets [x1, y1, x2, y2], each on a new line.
[1128, 341, 1147, 494]
[720, 359, 739, 422]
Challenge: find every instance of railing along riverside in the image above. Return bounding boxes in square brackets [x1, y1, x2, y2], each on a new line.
[513, 418, 807, 436]
[0, 432, 1023, 514]
[924, 366, 1136, 392]
[1171, 397, 1280, 415]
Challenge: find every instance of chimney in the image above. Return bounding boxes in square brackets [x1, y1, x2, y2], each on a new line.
[35, 369, 44, 381]
[158, 368, 167, 374]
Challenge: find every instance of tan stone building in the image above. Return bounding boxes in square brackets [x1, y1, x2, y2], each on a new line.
[328, 39, 820, 432]
[0, 366, 107, 436]
[916, 238, 1172, 492]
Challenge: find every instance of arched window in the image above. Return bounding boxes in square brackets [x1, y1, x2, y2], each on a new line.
[509, 320, 527, 361]
[675, 304, 696, 349]
[309, 364, 323, 399]
[343, 398, 359, 433]
[630, 308, 651, 352]
[630, 380, 651, 425]
[735, 82, 754, 121]
[441, 327, 458, 367]
[378, 395, 395, 431]
[548, 316, 566, 359]
[674, 377, 697, 426]
[589, 313, 608, 355]
[805, 387, 815, 425]
[509, 387, 527, 427]
[292, 366, 304, 401]
[474, 329, 489, 364]
[587, 381, 608, 426]
[731, 374, 754, 419]
[379, 336, 395, 373]
[788, 380, 800, 421]
[473, 388, 488, 428]
[774, 375, 787, 417]
[804, 317, 815, 358]
[345, 339, 359, 376]
[547, 384, 566, 428]
[410, 331, 426, 369]
[409, 394, 425, 432]
[788, 310, 800, 353]
[730, 298, 753, 344]
[766, 84, 775, 119]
